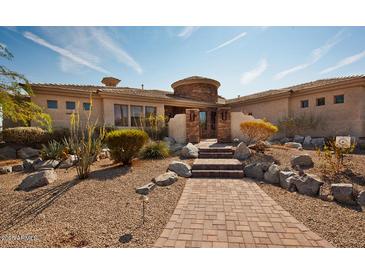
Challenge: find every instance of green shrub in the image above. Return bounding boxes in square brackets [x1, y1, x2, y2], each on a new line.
[2, 127, 48, 145]
[105, 129, 148, 165]
[140, 141, 170, 159]
[41, 140, 66, 160]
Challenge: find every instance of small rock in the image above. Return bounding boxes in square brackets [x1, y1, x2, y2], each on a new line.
[279, 170, 296, 189]
[153, 171, 178, 186]
[180, 143, 199, 159]
[98, 148, 110, 159]
[34, 159, 60, 170]
[0, 166, 12, 174]
[168, 161, 192, 178]
[169, 143, 184, 153]
[284, 142, 303, 149]
[59, 155, 77, 169]
[23, 159, 35, 171]
[303, 136, 312, 148]
[234, 142, 252, 160]
[17, 147, 40, 159]
[331, 183, 356, 205]
[260, 162, 272, 172]
[0, 146, 17, 160]
[12, 164, 24, 172]
[163, 137, 175, 145]
[248, 141, 269, 152]
[293, 135, 305, 144]
[294, 174, 323, 196]
[263, 163, 280, 184]
[291, 154, 314, 168]
[135, 182, 156, 195]
[244, 163, 264, 180]
[16, 169, 57, 191]
[280, 137, 290, 144]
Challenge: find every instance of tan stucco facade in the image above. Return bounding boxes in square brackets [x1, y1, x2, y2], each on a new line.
[26, 76, 365, 139]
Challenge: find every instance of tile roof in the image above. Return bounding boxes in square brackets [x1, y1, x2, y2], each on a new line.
[228, 75, 365, 103]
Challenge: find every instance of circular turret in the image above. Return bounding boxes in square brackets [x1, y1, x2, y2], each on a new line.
[171, 76, 220, 103]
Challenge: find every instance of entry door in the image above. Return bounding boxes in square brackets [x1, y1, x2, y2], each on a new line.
[199, 111, 208, 138]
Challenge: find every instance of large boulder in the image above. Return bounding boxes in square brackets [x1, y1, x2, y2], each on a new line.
[285, 175, 303, 192]
[293, 135, 305, 144]
[303, 136, 312, 148]
[294, 174, 323, 196]
[180, 143, 199, 159]
[153, 171, 178, 186]
[12, 164, 24, 172]
[234, 142, 252, 160]
[58, 155, 78, 169]
[17, 147, 40, 159]
[291, 154, 314, 168]
[263, 164, 280, 184]
[279, 170, 296, 189]
[33, 159, 60, 170]
[284, 142, 303, 149]
[0, 166, 12, 174]
[248, 141, 270, 152]
[244, 163, 264, 180]
[311, 138, 325, 149]
[16, 169, 57, 191]
[168, 161, 192, 178]
[357, 191, 365, 210]
[0, 146, 17, 160]
[331, 183, 356, 205]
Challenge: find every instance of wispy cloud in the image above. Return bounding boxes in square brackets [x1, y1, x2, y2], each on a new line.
[23, 31, 110, 74]
[274, 30, 345, 80]
[320, 49, 365, 74]
[207, 31, 247, 53]
[178, 27, 200, 39]
[240, 59, 268, 85]
[89, 28, 143, 74]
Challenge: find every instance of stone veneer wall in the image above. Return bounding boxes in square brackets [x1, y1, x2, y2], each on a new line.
[173, 83, 218, 103]
[186, 109, 200, 143]
[217, 107, 231, 143]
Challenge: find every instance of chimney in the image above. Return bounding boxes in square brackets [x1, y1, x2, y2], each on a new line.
[101, 77, 121, 87]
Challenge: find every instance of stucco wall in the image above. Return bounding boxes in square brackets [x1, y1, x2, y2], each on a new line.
[230, 97, 289, 125]
[31, 94, 103, 128]
[231, 112, 258, 141]
[288, 86, 365, 137]
[168, 114, 187, 144]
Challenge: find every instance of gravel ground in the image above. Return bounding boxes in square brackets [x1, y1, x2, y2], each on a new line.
[0, 157, 191, 247]
[256, 145, 365, 248]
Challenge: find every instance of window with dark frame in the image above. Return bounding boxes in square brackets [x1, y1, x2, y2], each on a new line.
[66, 101, 76, 110]
[114, 104, 129, 127]
[301, 100, 309, 108]
[334, 95, 344, 104]
[316, 97, 325, 106]
[131, 105, 143, 127]
[47, 100, 58, 109]
[83, 102, 91, 111]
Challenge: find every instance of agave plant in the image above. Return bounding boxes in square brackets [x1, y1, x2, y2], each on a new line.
[41, 140, 66, 160]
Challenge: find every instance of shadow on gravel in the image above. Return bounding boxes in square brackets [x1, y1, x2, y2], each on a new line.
[0, 179, 79, 233]
[88, 164, 131, 181]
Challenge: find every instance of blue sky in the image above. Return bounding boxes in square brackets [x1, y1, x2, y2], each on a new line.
[1, 26, 364, 99]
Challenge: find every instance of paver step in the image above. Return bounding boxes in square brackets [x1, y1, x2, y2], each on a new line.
[192, 159, 242, 170]
[192, 170, 244, 178]
[199, 147, 233, 153]
[198, 152, 233, 159]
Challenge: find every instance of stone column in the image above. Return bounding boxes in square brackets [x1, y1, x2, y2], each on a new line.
[217, 107, 231, 143]
[186, 109, 200, 143]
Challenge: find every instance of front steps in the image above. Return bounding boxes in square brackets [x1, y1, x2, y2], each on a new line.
[191, 159, 244, 178]
[198, 147, 234, 159]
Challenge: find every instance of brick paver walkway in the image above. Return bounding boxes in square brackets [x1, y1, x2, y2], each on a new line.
[155, 178, 332, 248]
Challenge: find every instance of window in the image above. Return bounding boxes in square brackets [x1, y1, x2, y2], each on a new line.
[199, 111, 207, 130]
[131, 105, 143, 127]
[145, 106, 157, 127]
[301, 100, 309, 108]
[334, 95, 344, 104]
[83, 102, 91, 111]
[316, 97, 325, 106]
[114, 104, 129, 127]
[66, 101, 76, 110]
[47, 100, 58, 109]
